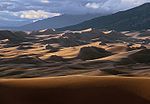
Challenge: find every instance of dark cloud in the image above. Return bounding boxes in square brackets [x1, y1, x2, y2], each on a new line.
[1, 0, 150, 13]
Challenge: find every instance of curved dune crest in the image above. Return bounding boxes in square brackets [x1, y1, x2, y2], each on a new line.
[0, 76, 150, 104]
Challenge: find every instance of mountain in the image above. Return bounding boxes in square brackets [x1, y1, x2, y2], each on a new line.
[0, 20, 32, 27]
[58, 3, 150, 31]
[0, 20, 32, 31]
[14, 14, 104, 31]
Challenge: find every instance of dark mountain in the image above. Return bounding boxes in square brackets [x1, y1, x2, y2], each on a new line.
[16, 14, 103, 31]
[58, 3, 150, 31]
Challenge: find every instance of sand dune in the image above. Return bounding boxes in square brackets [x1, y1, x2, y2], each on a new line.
[0, 29, 150, 104]
[99, 49, 140, 62]
[0, 76, 150, 104]
[106, 45, 127, 53]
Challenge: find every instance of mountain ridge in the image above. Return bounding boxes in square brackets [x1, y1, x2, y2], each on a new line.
[3, 14, 104, 31]
[58, 3, 150, 31]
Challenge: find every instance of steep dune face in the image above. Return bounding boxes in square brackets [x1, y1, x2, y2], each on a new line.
[77, 46, 112, 60]
[139, 30, 150, 37]
[117, 49, 150, 65]
[0, 55, 44, 64]
[99, 31, 130, 43]
[0, 76, 150, 104]
[128, 49, 150, 63]
[0, 30, 28, 43]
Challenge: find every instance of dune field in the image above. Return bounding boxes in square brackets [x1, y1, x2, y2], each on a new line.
[0, 28, 150, 104]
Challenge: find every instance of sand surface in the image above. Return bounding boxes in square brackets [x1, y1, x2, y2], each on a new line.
[0, 76, 150, 104]
[0, 30, 150, 104]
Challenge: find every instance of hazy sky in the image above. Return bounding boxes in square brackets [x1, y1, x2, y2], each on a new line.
[0, 0, 150, 25]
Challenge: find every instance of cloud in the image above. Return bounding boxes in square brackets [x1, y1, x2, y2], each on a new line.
[13, 10, 61, 19]
[0, 0, 149, 26]
[85, 3, 103, 9]
[40, 0, 50, 3]
[1, 0, 150, 14]
[85, 0, 150, 13]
